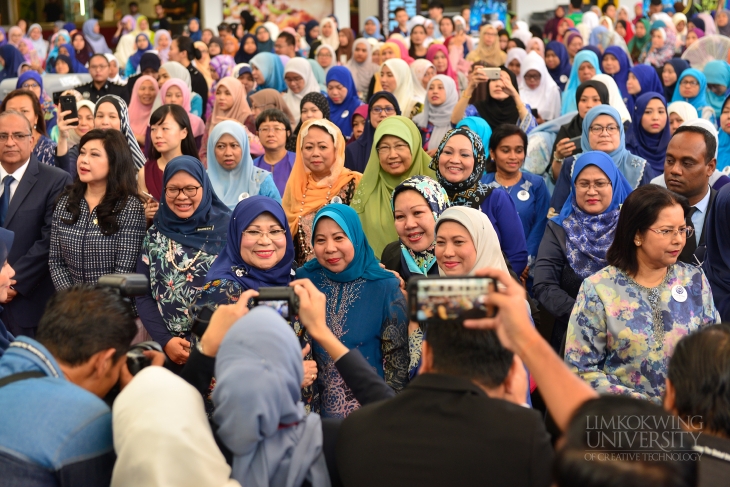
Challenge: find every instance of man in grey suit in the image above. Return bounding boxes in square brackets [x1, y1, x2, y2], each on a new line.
[0, 110, 71, 337]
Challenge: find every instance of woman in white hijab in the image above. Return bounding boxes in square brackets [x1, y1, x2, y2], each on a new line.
[519, 51, 561, 121]
[413, 74, 459, 151]
[111, 367, 240, 487]
[283, 57, 321, 125]
[319, 17, 340, 51]
[105, 53, 125, 84]
[505, 47, 527, 86]
[262, 21, 281, 43]
[381, 58, 419, 117]
[578, 11, 600, 43]
[592, 73, 631, 124]
[409, 58, 435, 105]
[346, 38, 379, 100]
[511, 21, 533, 46]
[315, 44, 337, 75]
[115, 32, 136, 68]
[27, 24, 48, 59]
[668, 100, 698, 134]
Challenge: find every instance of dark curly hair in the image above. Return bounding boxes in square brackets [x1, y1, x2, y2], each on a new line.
[0, 89, 47, 136]
[60, 129, 140, 236]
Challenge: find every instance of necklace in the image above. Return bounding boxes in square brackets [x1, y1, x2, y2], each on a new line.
[621, 268, 671, 345]
[495, 173, 521, 194]
[166, 238, 203, 273]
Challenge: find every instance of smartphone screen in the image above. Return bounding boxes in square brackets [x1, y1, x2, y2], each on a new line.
[411, 277, 495, 321]
[255, 299, 290, 319]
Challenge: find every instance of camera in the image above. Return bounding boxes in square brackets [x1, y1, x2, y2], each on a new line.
[407, 276, 497, 322]
[126, 341, 163, 376]
[253, 287, 299, 320]
[97, 273, 149, 296]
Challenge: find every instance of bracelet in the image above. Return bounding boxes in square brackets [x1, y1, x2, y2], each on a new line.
[553, 152, 565, 164]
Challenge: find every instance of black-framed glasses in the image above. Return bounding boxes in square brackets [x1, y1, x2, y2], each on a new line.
[164, 186, 201, 198]
[0, 133, 31, 142]
[588, 124, 620, 135]
[372, 106, 395, 115]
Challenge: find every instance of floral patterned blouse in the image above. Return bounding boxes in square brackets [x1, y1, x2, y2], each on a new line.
[34, 135, 57, 167]
[565, 263, 720, 404]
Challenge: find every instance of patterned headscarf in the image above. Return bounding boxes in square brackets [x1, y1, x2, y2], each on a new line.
[95, 95, 146, 169]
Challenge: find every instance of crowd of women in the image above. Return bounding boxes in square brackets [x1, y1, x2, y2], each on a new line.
[0, 3, 728, 477]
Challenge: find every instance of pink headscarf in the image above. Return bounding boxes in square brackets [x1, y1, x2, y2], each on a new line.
[128, 75, 159, 137]
[387, 38, 414, 64]
[426, 44, 458, 87]
[159, 78, 206, 138]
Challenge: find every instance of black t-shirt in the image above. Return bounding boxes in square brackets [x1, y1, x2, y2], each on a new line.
[187, 65, 208, 119]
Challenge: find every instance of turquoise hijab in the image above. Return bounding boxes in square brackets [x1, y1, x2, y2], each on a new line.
[672, 68, 709, 117]
[250, 52, 286, 92]
[456, 116, 493, 149]
[703, 60, 730, 117]
[297, 204, 394, 283]
[561, 51, 602, 114]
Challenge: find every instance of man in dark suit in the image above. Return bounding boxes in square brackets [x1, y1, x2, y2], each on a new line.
[336, 305, 553, 487]
[0, 110, 71, 337]
[663, 124, 717, 266]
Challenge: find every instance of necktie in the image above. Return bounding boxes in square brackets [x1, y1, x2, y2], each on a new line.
[679, 206, 698, 263]
[0, 175, 14, 227]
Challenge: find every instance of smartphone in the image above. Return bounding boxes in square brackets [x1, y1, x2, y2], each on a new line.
[407, 276, 497, 322]
[253, 286, 299, 320]
[479, 67, 502, 80]
[568, 136, 583, 154]
[59, 95, 79, 126]
[142, 191, 158, 203]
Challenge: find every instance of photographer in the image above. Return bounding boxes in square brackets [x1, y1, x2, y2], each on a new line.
[0, 285, 163, 486]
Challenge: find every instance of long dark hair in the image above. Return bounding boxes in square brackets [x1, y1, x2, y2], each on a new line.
[408, 25, 428, 58]
[175, 36, 201, 61]
[0, 89, 47, 136]
[60, 129, 140, 236]
[148, 105, 197, 160]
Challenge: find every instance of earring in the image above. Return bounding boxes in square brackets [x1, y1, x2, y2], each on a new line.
[634, 240, 641, 246]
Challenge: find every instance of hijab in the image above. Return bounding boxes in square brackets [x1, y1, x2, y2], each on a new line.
[283, 119, 361, 236]
[671, 68, 709, 117]
[519, 51, 562, 121]
[95, 95, 146, 169]
[626, 64, 663, 115]
[603, 46, 631, 103]
[703, 60, 730, 117]
[662, 58, 689, 102]
[390, 176, 449, 275]
[235, 33, 257, 64]
[250, 51, 286, 92]
[207, 77, 252, 134]
[206, 121, 264, 210]
[455, 116, 492, 147]
[55, 54, 73, 73]
[59, 42, 88, 73]
[223, 36, 240, 57]
[409, 59, 435, 104]
[346, 38, 379, 97]
[505, 47, 528, 85]
[703, 183, 730, 320]
[283, 57, 321, 125]
[717, 96, 730, 172]
[205, 196, 295, 289]
[121, 15, 136, 36]
[697, 13, 717, 35]
[314, 44, 337, 75]
[188, 17, 202, 42]
[336, 28, 355, 62]
[344, 91, 400, 173]
[304, 20, 319, 45]
[630, 92, 671, 175]
[326, 66, 362, 138]
[425, 44, 458, 88]
[553, 151, 632, 279]
[592, 74, 632, 124]
[319, 18, 339, 51]
[387, 38, 414, 64]
[160, 61, 192, 91]
[128, 75, 159, 137]
[72, 33, 93, 65]
[133, 16, 154, 42]
[286, 92, 330, 152]
[562, 50, 602, 114]
[413, 75, 459, 150]
[82, 19, 110, 55]
[434, 206, 509, 275]
[668, 100, 699, 127]
[213, 306, 330, 487]
[111, 367, 241, 487]
[580, 105, 646, 189]
[254, 26, 275, 53]
[473, 66, 521, 128]
[546, 41, 572, 90]
[27, 24, 47, 59]
[560, 80, 610, 143]
[160, 79, 205, 138]
[114, 33, 136, 67]
[126, 34, 151, 73]
[628, 18, 651, 60]
[467, 24, 506, 67]
[153, 156, 230, 253]
[363, 17, 384, 40]
[717, 10, 730, 38]
[249, 89, 295, 126]
[6, 26, 22, 48]
[154, 29, 171, 63]
[351, 115, 436, 257]
[382, 58, 418, 117]
[298, 204, 395, 282]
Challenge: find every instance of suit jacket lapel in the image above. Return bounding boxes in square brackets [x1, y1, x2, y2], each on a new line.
[5, 156, 39, 226]
[699, 188, 717, 247]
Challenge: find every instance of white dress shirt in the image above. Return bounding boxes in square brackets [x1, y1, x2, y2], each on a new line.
[0, 158, 30, 202]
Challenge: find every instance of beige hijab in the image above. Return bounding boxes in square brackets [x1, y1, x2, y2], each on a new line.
[466, 24, 507, 67]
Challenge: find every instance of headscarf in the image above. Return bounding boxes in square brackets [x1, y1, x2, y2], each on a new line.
[505, 47, 528, 86]
[557, 18, 575, 42]
[16, 70, 52, 105]
[7, 26, 22, 48]
[223, 36, 240, 57]
[287, 92, 330, 153]
[382, 58, 418, 117]
[386, 38, 414, 64]
[249, 89, 295, 126]
[160, 79, 205, 139]
[626, 64, 663, 115]
[558, 80, 610, 145]
[128, 75, 159, 137]
[160, 61, 192, 89]
[27, 24, 47, 59]
[703, 183, 730, 320]
[54, 54, 73, 73]
[409, 59, 435, 104]
[592, 74, 632, 124]
[235, 33, 257, 64]
[283, 118, 361, 236]
[717, 96, 730, 172]
[58, 43, 88, 73]
[345, 38, 378, 97]
[389, 176, 449, 275]
[114, 33, 136, 68]
[336, 28, 355, 62]
[82, 20, 110, 55]
[434, 206, 509, 275]
[703, 60, 730, 118]
[602, 46, 631, 104]
[562, 50, 602, 114]
[121, 15, 136, 36]
[578, 11, 600, 43]
[133, 15, 154, 41]
[467, 24, 506, 67]
[153, 156, 230, 253]
[314, 44, 337, 75]
[254, 25, 275, 53]
[363, 17, 384, 41]
[213, 306, 330, 487]
[95, 95, 146, 169]
[425, 44, 458, 87]
[473, 66, 521, 128]
[46, 30, 71, 68]
[154, 29, 171, 63]
[282, 58, 321, 126]
[628, 18, 651, 61]
[697, 13, 717, 36]
[188, 17, 202, 42]
[671, 68, 709, 117]
[673, 12, 689, 38]
[304, 20, 320, 45]
[512, 22, 534, 46]
[111, 367, 241, 487]
[580, 105, 646, 189]
[126, 34, 151, 74]
[325, 66, 362, 138]
[207, 77, 252, 135]
[413, 75, 459, 151]
[319, 17, 339, 51]
[519, 51, 562, 121]
[629, 92, 671, 175]
[248, 52, 286, 93]
[205, 196, 295, 289]
[717, 10, 730, 38]
[527, 37, 545, 58]
[210, 54, 236, 84]
[351, 116, 436, 257]
[546, 41, 572, 90]
[298, 204, 395, 282]
[344, 91, 400, 173]
[455, 116, 492, 147]
[552, 151, 632, 279]
[668, 100, 699, 127]
[544, 7, 566, 41]
[662, 58, 689, 102]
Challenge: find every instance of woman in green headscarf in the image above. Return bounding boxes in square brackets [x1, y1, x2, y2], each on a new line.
[351, 115, 436, 257]
[628, 18, 650, 64]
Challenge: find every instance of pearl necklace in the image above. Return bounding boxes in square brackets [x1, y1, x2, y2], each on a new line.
[166, 238, 203, 273]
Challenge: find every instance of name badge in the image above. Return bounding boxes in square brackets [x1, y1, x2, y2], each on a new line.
[196, 226, 214, 231]
[560, 74, 568, 84]
[341, 110, 349, 118]
[671, 285, 687, 303]
[239, 192, 250, 201]
[330, 196, 343, 204]
[517, 190, 530, 201]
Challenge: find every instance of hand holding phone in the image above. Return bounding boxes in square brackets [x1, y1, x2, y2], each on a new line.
[408, 276, 497, 322]
[59, 96, 79, 127]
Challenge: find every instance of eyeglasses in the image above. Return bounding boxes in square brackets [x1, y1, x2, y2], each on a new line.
[575, 180, 611, 190]
[648, 227, 695, 238]
[89, 64, 109, 71]
[680, 79, 699, 87]
[372, 106, 395, 115]
[523, 73, 541, 81]
[0, 133, 31, 142]
[317, 52, 332, 58]
[164, 186, 201, 198]
[242, 229, 286, 240]
[377, 143, 410, 155]
[588, 124, 620, 135]
[707, 83, 728, 96]
[20, 83, 40, 90]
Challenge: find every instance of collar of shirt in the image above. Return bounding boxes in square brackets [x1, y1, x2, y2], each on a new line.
[694, 185, 711, 216]
[0, 157, 30, 183]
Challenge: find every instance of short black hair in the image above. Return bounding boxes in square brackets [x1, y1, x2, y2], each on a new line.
[669, 324, 730, 437]
[89, 53, 109, 65]
[428, 1, 444, 10]
[570, 0, 582, 9]
[672, 125, 716, 164]
[510, 38, 526, 49]
[606, 185, 690, 276]
[488, 124, 527, 152]
[148, 105, 198, 161]
[425, 320, 513, 389]
[129, 1, 138, 6]
[529, 25, 543, 39]
[36, 286, 137, 365]
[277, 31, 295, 47]
[394, 6, 406, 14]
[601, 2, 616, 13]
[217, 22, 230, 34]
[255, 108, 292, 133]
[498, 28, 509, 38]
[555, 396, 698, 487]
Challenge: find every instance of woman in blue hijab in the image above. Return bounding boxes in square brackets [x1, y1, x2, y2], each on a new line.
[254, 25, 275, 53]
[16, 70, 58, 133]
[363, 16, 384, 40]
[716, 95, 730, 172]
[296, 204, 408, 418]
[562, 50, 602, 114]
[0, 44, 25, 81]
[546, 41, 572, 91]
[661, 58, 689, 102]
[250, 52, 286, 92]
[702, 60, 730, 118]
[456, 116, 492, 148]
[136, 156, 230, 365]
[628, 92, 671, 177]
[344, 91, 400, 173]
[672, 68, 716, 124]
[601, 46, 631, 105]
[626, 64, 663, 116]
[188, 17, 202, 42]
[59, 43, 88, 73]
[234, 33, 257, 64]
[125, 34, 152, 78]
[325, 66, 363, 138]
